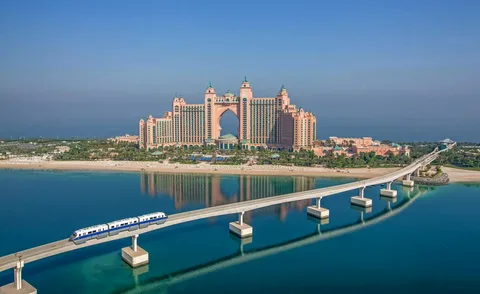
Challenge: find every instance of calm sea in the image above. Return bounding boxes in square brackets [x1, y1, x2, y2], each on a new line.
[0, 170, 479, 294]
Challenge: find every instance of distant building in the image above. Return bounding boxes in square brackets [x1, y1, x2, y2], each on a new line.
[139, 78, 316, 151]
[439, 138, 455, 144]
[112, 134, 139, 144]
[54, 146, 70, 154]
[352, 143, 410, 157]
[328, 136, 373, 146]
[313, 136, 410, 157]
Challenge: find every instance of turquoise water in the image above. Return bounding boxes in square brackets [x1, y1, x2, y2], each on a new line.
[0, 170, 479, 293]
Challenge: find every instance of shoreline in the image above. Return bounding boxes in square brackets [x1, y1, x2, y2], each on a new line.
[0, 160, 479, 182]
[0, 160, 399, 179]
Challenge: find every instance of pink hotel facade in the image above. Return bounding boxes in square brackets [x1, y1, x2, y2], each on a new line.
[139, 78, 316, 150]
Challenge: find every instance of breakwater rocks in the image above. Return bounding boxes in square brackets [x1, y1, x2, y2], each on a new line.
[411, 173, 450, 186]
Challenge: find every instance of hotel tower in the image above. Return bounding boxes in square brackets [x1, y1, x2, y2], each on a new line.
[139, 78, 316, 150]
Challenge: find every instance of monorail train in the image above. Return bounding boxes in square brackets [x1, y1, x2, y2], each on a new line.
[69, 212, 167, 245]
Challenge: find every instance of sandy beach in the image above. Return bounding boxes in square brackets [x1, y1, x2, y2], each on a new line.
[0, 158, 398, 179]
[0, 158, 479, 182]
[442, 167, 480, 183]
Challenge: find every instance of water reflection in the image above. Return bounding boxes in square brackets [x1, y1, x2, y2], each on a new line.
[118, 185, 430, 294]
[140, 173, 315, 221]
[380, 195, 397, 205]
[350, 204, 372, 214]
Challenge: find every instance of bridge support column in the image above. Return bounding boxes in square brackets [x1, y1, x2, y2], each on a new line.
[229, 212, 252, 238]
[351, 186, 372, 207]
[122, 234, 149, 268]
[402, 174, 415, 187]
[414, 168, 421, 177]
[307, 197, 329, 219]
[0, 261, 37, 294]
[380, 181, 397, 198]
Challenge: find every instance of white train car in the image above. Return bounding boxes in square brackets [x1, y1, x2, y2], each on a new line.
[107, 217, 139, 235]
[69, 212, 168, 245]
[138, 212, 168, 228]
[69, 224, 109, 245]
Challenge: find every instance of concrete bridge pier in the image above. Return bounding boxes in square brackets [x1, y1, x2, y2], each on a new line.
[414, 167, 421, 177]
[229, 212, 253, 238]
[307, 197, 330, 219]
[122, 234, 149, 268]
[0, 260, 37, 294]
[402, 174, 415, 187]
[351, 186, 372, 207]
[380, 181, 397, 198]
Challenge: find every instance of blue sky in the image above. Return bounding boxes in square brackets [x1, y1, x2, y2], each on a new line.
[1, 0, 479, 141]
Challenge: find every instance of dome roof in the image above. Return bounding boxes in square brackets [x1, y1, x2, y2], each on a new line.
[218, 134, 237, 140]
[224, 90, 235, 97]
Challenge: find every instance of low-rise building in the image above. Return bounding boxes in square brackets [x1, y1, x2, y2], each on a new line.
[352, 143, 410, 157]
[112, 134, 139, 144]
[55, 146, 70, 153]
[312, 136, 410, 157]
[328, 136, 373, 146]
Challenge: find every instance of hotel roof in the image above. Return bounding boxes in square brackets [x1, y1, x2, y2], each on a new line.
[218, 134, 237, 140]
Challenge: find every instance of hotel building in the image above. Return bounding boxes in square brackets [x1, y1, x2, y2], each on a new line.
[139, 78, 316, 150]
